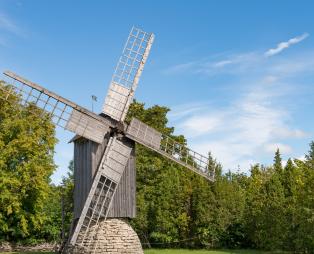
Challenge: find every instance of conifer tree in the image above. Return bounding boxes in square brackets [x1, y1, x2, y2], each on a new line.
[305, 141, 314, 169]
[273, 148, 283, 173]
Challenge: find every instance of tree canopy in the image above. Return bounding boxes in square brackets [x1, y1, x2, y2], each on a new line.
[0, 90, 313, 252]
[0, 81, 57, 242]
[127, 101, 314, 252]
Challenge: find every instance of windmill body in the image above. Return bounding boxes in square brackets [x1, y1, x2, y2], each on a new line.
[0, 27, 215, 253]
[72, 135, 136, 220]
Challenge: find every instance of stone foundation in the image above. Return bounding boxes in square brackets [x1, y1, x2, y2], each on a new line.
[71, 218, 143, 254]
[0, 242, 58, 252]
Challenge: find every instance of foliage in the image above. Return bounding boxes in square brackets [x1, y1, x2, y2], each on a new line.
[128, 101, 314, 252]
[1, 94, 313, 252]
[40, 160, 74, 242]
[0, 81, 57, 242]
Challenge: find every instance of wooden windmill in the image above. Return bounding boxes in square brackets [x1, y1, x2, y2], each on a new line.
[0, 27, 215, 253]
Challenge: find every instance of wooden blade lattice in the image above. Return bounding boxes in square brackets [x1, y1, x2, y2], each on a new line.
[126, 118, 215, 181]
[102, 27, 154, 122]
[69, 137, 132, 253]
[1, 71, 111, 144]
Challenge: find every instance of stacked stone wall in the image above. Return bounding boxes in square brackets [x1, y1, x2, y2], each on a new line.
[71, 218, 143, 254]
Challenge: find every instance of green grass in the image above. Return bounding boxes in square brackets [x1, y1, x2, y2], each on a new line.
[5, 249, 287, 254]
[144, 250, 286, 254]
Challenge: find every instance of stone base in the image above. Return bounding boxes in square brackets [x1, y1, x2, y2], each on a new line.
[0, 242, 58, 252]
[71, 218, 143, 254]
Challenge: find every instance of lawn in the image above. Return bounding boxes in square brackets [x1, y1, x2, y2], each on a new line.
[6, 250, 286, 254]
[144, 250, 281, 254]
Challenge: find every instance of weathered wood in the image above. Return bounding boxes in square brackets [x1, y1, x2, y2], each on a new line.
[66, 110, 109, 143]
[3, 71, 113, 128]
[73, 136, 136, 219]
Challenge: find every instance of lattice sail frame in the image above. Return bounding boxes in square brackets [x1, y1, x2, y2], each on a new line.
[126, 118, 215, 181]
[1, 71, 111, 144]
[102, 27, 154, 122]
[69, 137, 132, 252]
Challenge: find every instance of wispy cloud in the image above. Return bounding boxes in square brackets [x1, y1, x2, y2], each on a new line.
[171, 82, 305, 171]
[164, 33, 313, 172]
[163, 61, 197, 74]
[0, 12, 24, 47]
[264, 143, 293, 154]
[179, 114, 222, 137]
[0, 13, 19, 35]
[168, 102, 213, 120]
[164, 52, 263, 77]
[213, 60, 233, 67]
[264, 33, 309, 57]
[164, 33, 311, 77]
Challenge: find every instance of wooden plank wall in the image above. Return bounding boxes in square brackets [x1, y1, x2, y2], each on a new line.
[73, 136, 136, 219]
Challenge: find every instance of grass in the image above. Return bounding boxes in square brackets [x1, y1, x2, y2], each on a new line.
[5, 250, 287, 254]
[144, 250, 282, 254]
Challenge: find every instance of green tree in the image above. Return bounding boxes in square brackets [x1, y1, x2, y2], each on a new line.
[40, 160, 74, 243]
[305, 141, 314, 169]
[127, 101, 189, 245]
[292, 144, 314, 252]
[61, 159, 74, 236]
[273, 148, 283, 174]
[247, 157, 290, 250]
[0, 80, 57, 242]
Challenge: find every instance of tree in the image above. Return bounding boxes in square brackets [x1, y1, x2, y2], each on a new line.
[273, 148, 283, 174]
[0, 81, 57, 242]
[207, 152, 222, 178]
[61, 159, 74, 235]
[127, 101, 190, 245]
[305, 141, 314, 169]
[293, 144, 314, 252]
[40, 160, 74, 243]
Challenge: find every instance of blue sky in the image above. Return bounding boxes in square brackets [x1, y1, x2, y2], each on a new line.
[0, 0, 313, 184]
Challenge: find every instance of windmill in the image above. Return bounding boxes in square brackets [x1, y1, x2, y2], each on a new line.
[0, 27, 215, 253]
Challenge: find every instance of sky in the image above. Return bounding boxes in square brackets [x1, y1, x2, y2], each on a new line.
[0, 0, 313, 184]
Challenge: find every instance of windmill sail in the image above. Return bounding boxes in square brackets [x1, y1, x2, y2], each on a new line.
[126, 118, 215, 181]
[69, 137, 132, 253]
[1, 71, 111, 144]
[102, 27, 154, 122]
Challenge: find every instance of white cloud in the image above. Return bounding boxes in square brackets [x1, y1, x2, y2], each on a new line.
[163, 61, 196, 74]
[170, 77, 306, 172]
[197, 52, 261, 76]
[282, 159, 288, 167]
[165, 35, 312, 173]
[164, 52, 261, 77]
[168, 102, 211, 120]
[193, 140, 257, 172]
[297, 155, 305, 161]
[264, 143, 293, 154]
[0, 13, 19, 34]
[271, 127, 307, 139]
[213, 60, 233, 68]
[179, 115, 222, 137]
[265, 33, 309, 57]
[165, 34, 311, 78]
